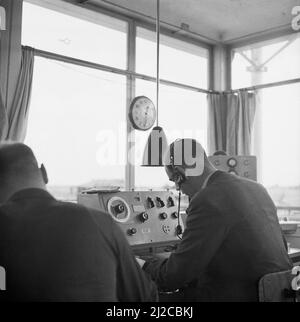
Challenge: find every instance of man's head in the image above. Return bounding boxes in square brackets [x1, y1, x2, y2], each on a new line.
[164, 139, 215, 198]
[0, 142, 48, 203]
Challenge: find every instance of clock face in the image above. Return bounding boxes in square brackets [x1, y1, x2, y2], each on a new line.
[129, 96, 156, 131]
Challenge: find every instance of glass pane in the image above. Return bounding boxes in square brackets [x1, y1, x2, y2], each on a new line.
[232, 33, 300, 89]
[259, 83, 300, 210]
[136, 27, 209, 89]
[22, 1, 127, 69]
[134, 79, 208, 190]
[25, 57, 126, 201]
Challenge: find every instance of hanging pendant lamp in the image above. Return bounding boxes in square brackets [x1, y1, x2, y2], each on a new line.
[142, 0, 168, 167]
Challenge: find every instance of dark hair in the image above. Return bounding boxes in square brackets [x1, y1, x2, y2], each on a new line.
[0, 143, 40, 182]
[165, 138, 207, 171]
[213, 150, 227, 156]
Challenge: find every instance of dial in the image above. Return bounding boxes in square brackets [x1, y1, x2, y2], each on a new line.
[160, 213, 168, 220]
[139, 212, 149, 222]
[227, 158, 238, 168]
[129, 96, 156, 131]
[107, 197, 130, 223]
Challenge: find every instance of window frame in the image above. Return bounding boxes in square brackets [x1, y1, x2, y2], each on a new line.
[23, 0, 213, 190]
[229, 32, 300, 189]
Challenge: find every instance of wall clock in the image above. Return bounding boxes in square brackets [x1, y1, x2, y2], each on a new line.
[129, 96, 157, 131]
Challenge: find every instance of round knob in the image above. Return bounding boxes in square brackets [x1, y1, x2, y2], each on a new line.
[140, 212, 149, 222]
[128, 228, 137, 236]
[113, 204, 125, 214]
[160, 213, 168, 220]
[227, 158, 237, 168]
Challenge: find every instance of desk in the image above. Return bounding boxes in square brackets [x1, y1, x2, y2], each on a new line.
[289, 248, 300, 265]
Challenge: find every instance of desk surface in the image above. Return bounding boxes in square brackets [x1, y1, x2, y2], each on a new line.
[289, 248, 300, 265]
[289, 248, 300, 256]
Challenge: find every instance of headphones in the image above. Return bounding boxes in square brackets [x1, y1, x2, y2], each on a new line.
[170, 142, 186, 188]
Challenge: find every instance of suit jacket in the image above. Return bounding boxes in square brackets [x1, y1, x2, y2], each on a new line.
[144, 171, 292, 302]
[0, 188, 157, 302]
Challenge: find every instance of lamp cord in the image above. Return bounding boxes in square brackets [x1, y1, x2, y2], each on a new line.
[156, 0, 160, 127]
[177, 190, 183, 240]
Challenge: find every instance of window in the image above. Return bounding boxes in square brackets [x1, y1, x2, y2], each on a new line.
[136, 27, 209, 89]
[134, 79, 208, 190]
[23, 1, 210, 197]
[232, 34, 300, 89]
[22, 1, 128, 200]
[22, 1, 127, 69]
[25, 57, 127, 200]
[260, 84, 300, 210]
[232, 34, 300, 217]
[135, 28, 209, 191]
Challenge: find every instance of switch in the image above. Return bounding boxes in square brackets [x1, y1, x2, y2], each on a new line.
[147, 197, 155, 209]
[167, 197, 175, 208]
[156, 197, 165, 208]
[171, 212, 179, 219]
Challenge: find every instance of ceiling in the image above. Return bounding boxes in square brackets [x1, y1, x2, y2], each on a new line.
[83, 0, 299, 44]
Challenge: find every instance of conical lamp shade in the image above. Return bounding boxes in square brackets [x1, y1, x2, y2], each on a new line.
[142, 126, 168, 167]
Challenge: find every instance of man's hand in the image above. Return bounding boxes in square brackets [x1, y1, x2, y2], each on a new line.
[135, 257, 146, 268]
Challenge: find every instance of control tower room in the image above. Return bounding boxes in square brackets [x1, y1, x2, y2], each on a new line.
[0, 0, 300, 304]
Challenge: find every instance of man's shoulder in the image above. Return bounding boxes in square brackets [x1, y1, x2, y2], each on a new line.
[188, 172, 262, 210]
[52, 199, 113, 225]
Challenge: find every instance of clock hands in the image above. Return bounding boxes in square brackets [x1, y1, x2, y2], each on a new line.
[143, 106, 150, 128]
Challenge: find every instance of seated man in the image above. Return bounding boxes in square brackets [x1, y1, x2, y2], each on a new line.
[138, 138, 292, 302]
[0, 143, 157, 302]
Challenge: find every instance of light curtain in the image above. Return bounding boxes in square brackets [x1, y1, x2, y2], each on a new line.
[0, 46, 34, 142]
[0, 89, 8, 141]
[207, 93, 227, 154]
[208, 91, 256, 156]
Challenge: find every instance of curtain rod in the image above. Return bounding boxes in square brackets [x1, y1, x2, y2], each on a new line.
[29, 46, 216, 95]
[28, 47, 299, 96]
[225, 78, 300, 94]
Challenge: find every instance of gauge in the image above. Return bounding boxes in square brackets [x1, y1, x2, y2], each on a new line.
[129, 96, 156, 131]
[107, 197, 130, 223]
[227, 158, 238, 168]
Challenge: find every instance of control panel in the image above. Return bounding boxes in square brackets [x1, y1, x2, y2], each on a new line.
[208, 155, 257, 181]
[78, 191, 184, 255]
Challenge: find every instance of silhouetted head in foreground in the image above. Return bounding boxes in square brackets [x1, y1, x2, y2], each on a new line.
[164, 138, 216, 198]
[0, 142, 48, 203]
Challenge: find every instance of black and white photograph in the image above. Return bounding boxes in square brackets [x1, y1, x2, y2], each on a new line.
[0, 0, 300, 306]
